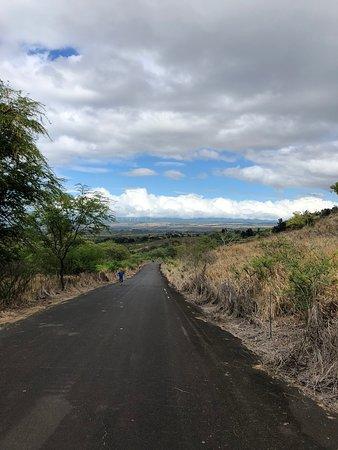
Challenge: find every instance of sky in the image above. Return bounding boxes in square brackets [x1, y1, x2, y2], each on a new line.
[1, 0, 338, 219]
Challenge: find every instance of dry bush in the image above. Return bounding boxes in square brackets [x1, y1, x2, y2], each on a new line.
[287, 303, 337, 394]
[163, 213, 338, 404]
[0, 270, 117, 310]
[0, 261, 35, 308]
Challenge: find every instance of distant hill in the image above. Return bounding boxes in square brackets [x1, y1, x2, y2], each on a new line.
[111, 217, 275, 233]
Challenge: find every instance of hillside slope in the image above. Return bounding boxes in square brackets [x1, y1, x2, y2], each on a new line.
[163, 213, 338, 412]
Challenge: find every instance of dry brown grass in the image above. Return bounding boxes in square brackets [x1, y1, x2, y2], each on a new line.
[163, 213, 338, 412]
[0, 266, 141, 326]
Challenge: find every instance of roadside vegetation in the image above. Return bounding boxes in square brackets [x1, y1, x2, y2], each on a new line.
[163, 204, 338, 411]
[0, 81, 177, 311]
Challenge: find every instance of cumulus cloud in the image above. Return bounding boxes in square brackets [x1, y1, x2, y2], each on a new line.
[124, 168, 157, 177]
[96, 188, 337, 219]
[192, 149, 236, 162]
[217, 142, 338, 188]
[1, 0, 338, 188]
[164, 170, 185, 180]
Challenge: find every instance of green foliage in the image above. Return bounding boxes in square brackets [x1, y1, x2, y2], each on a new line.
[246, 239, 335, 314]
[330, 181, 338, 195]
[176, 235, 219, 269]
[163, 245, 177, 258]
[272, 205, 338, 234]
[287, 255, 333, 312]
[29, 185, 114, 289]
[97, 241, 130, 261]
[146, 245, 177, 259]
[67, 241, 106, 273]
[240, 227, 255, 238]
[273, 218, 287, 233]
[286, 211, 315, 229]
[0, 80, 60, 243]
[96, 261, 121, 272]
[247, 255, 275, 280]
[0, 81, 61, 304]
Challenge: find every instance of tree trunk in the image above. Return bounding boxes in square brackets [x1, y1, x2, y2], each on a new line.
[59, 258, 65, 291]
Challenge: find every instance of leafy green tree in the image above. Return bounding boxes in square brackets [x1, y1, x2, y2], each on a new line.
[286, 211, 315, 229]
[330, 181, 338, 195]
[0, 81, 59, 248]
[30, 185, 114, 290]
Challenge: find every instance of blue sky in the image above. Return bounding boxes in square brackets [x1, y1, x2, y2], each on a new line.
[1, 0, 338, 218]
[57, 156, 335, 206]
[59, 154, 335, 201]
[27, 46, 79, 60]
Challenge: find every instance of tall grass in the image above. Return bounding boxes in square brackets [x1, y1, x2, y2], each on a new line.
[0, 270, 116, 309]
[164, 213, 338, 404]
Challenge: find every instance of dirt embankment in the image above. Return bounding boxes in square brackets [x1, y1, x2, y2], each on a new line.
[162, 214, 338, 413]
[0, 267, 141, 327]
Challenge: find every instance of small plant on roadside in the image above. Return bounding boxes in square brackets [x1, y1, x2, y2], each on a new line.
[287, 254, 334, 315]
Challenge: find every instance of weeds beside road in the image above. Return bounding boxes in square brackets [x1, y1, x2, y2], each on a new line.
[163, 213, 338, 412]
[0, 266, 141, 326]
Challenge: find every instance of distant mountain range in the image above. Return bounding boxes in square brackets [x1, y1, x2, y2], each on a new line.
[114, 216, 275, 225]
[109, 217, 275, 233]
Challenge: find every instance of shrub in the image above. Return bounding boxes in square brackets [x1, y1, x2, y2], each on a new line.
[273, 218, 287, 233]
[98, 241, 130, 261]
[96, 260, 121, 272]
[0, 260, 35, 307]
[241, 228, 255, 238]
[247, 255, 275, 280]
[67, 242, 105, 273]
[287, 255, 333, 314]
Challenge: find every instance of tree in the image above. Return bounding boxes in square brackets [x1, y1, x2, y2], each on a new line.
[30, 185, 114, 290]
[286, 211, 315, 229]
[0, 81, 59, 248]
[330, 181, 338, 195]
[273, 218, 286, 233]
[241, 228, 255, 238]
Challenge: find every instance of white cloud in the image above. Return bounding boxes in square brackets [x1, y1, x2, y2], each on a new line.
[70, 165, 109, 173]
[217, 166, 283, 187]
[192, 149, 236, 162]
[217, 142, 338, 188]
[164, 170, 185, 180]
[1, 0, 338, 189]
[95, 187, 337, 219]
[124, 168, 157, 177]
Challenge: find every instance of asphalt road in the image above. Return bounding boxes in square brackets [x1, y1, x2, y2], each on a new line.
[0, 263, 337, 450]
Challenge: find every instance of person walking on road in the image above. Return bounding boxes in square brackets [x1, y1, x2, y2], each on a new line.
[117, 269, 125, 284]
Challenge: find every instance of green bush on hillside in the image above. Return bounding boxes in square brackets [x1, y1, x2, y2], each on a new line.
[273, 206, 338, 233]
[287, 255, 333, 312]
[67, 241, 106, 273]
[286, 211, 316, 229]
[97, 241, 131, 261]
